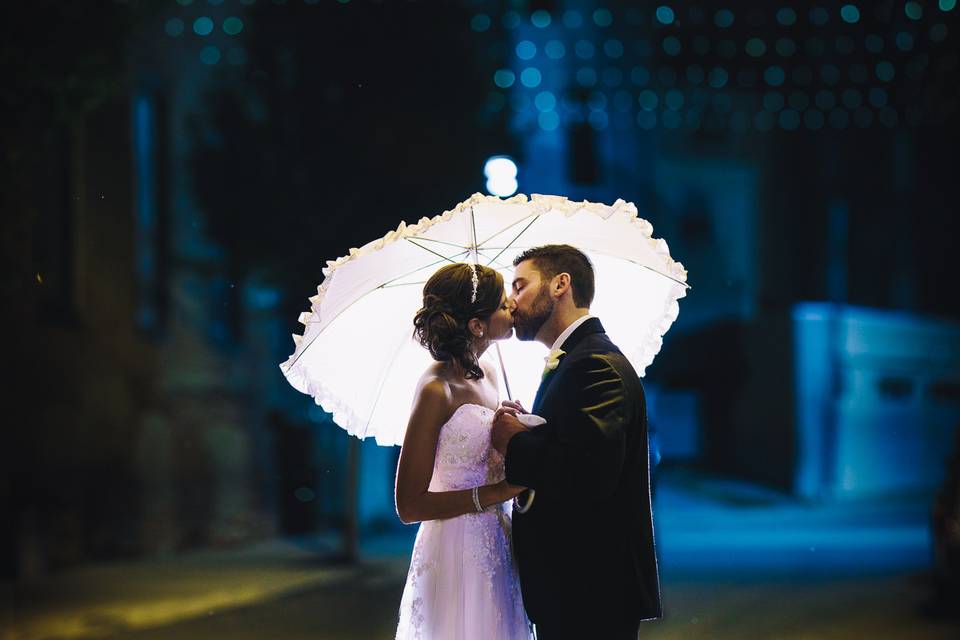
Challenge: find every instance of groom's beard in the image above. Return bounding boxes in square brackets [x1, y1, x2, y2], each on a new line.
[512, 284, 553, 341]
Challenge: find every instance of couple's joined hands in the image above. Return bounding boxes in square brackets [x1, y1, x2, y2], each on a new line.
[491, 399, 530, 457]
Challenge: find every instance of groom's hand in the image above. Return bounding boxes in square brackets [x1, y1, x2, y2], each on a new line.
[491, 410, 528, 455]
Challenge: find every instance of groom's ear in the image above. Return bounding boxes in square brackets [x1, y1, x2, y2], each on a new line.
[552, 272, 572, 299]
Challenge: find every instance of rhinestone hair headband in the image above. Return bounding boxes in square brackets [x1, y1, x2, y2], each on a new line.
[469, 263, 479, 304]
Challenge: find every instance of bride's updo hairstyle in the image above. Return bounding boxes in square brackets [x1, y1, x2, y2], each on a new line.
[413, 263, 504, 379]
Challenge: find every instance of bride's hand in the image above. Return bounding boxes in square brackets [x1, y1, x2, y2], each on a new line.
[498, 399, 527, 416]
[501, 399, 526, 414]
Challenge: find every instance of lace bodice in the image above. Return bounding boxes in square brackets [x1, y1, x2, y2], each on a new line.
[428, 403, 504, 492]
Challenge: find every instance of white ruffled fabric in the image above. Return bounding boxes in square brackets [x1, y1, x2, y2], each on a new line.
[280, 193, 687, 446]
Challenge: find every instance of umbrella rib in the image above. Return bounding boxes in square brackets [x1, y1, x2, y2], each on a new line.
[469, 206, 479, 263]
[404, 238, 464, 264]
[284, 249, 472, 370]
[476, 212, 539, 248]
[484, 214, 541, 268]
[360, 329, 410, 440]
[408, 237, 470, 249]
[378, 249, 471, 289]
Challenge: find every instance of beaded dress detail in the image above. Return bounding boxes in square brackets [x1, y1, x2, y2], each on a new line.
[396, 403, 531, 640]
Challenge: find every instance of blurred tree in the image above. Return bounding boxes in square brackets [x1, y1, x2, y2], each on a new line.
[188, 1, 510, 304]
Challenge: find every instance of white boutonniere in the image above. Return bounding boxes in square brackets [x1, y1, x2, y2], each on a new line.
[543, 348, 565, 372]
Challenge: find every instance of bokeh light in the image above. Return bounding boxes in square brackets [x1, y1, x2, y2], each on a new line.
[538, 111, 560, 131]
[483, 156, 518, 197]
[593, 8, 613, 27]
[815, 89, 836, 110]
[520, 67, 542, 88]
[754, 110, 775, 131]
[516, 40, 537, 60]
[905, 2, 923, 20]
[764, 65, 786, 87]
[602, 67, 624, 87]
[631, 65, 651, 85]
[223, 17, 244, 36]
[764, 92, 785, 112]
[470, 14, 491, 32]
[665, 89, 684, 110]
[636, 110, 657, 130]
[563, 10, 583, 28]
[575, 40, 595, 59]
[193, 17, 215, 36]
[200, 45, 221, 65]
[531, 9, 552, 28]
[715, 9, 735, 28]
[576, 67, 598, 87]
[896, 32, 915, 51]
[534, 91, 556, 112]
[656, 6, 676, 25]
[777, 7, 797, 26]
[821, 64, 841, 85]
[662, 110, 682, 129]
[662, 36, 682, 56]
[493, 69, 515, 88]
[841, 5, 860, 24]
[605, 39, 625, 58]
[545, 40, 565, 59]
[876, 60, 896, 82]
[868, 87, 888, 108]
[865, 34, 885, 53]
[746, 38, 767, 57]
[708, 66, 729, 88]
[779, 109, 801, 131]
[165, 18, 185, 37]
[776, 38, 797, 57]
[638, 89, 659, 111]
[588, 110, 609, 131]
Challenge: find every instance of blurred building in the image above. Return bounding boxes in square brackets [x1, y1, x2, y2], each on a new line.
[479, 1, 960, 499]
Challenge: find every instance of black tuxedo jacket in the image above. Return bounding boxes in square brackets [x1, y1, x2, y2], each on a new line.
[505, 317, 662, 628]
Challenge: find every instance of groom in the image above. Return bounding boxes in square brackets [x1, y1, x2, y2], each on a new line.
[492, 244, 662, 639]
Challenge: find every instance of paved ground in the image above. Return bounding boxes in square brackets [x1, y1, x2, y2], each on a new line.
[4, 467, 957, 640]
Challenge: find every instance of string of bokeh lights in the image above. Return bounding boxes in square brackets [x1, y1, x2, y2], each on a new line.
[161, 1, 957, 133]
[477, 2, 958, 133]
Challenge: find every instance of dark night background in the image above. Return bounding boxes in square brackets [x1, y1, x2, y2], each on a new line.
[2, 1, 960, 638]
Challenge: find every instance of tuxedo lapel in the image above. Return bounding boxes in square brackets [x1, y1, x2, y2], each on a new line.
[531, 317, 605, 413]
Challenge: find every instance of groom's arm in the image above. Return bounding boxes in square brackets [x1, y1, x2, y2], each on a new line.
[504, 353, 639, 498]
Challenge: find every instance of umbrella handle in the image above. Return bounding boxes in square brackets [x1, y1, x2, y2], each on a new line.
[494, 342, 513, 401]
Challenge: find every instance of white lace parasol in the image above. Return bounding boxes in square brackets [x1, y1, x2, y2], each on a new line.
[280, 192, 688, 446]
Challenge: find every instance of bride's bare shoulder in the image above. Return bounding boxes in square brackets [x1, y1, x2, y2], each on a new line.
[413, 364, 454, 407]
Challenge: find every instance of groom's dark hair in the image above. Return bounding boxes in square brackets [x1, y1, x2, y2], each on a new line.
[513, 244, 595, 308]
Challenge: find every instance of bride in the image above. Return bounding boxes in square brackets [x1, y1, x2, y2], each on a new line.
[394, 262, 532, 640]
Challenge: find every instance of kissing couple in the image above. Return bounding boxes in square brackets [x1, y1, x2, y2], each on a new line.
[394, 244, 661, 639]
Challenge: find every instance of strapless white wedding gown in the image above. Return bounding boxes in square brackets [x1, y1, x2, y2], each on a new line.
[396, 403, 532, 640]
